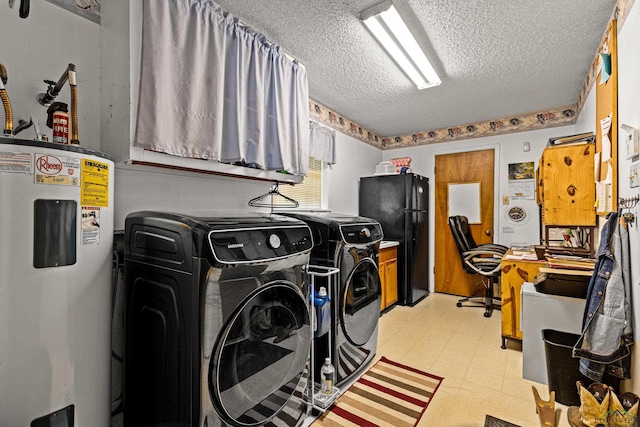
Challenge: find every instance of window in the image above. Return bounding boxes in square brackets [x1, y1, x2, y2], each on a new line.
[277, 158, 323, 208]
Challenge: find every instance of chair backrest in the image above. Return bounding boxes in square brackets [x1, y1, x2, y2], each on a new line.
[448, 215, 478, 252]
[448, 215, 478, 272]
[449, 215, 506, 279]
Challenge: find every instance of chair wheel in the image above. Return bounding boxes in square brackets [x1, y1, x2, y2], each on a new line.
[456, 302, 462, 307]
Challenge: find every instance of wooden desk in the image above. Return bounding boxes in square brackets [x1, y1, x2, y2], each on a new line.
[500, 249, 547, 349]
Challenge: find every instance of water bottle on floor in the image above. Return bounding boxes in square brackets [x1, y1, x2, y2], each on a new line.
[320, 357, 335, 395]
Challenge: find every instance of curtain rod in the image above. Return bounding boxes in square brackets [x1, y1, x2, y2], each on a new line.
[235, 21, 305, 70]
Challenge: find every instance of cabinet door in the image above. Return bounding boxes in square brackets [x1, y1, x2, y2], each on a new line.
[385, 258, 398, 307]
[379, 247, 398, 311]
[541, 143, 595, 225]
[379, 261, 387, 311]
[501, 260, 542, 340]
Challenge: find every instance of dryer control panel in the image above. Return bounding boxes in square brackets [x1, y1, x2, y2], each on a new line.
[209, 225, 313, 264]
[340, 223, 383, 244]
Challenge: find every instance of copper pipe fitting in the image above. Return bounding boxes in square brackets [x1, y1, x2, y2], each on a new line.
[0, 62, 13, 135]
[69, 70, 79, 144]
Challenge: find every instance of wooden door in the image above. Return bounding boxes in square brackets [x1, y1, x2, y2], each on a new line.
[434, 149, 495, 296]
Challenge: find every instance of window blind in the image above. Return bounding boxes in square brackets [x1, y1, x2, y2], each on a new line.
[278, 158, 322, 208]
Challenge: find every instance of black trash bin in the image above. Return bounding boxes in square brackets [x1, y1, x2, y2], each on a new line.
[542, 329, 620, 406]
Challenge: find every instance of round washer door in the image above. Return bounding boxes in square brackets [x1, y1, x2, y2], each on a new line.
[341, 258, 381, 346]
[209, 283, 311, 426]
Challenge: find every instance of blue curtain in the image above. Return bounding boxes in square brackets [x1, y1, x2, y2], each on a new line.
[134, 0, 309, 176]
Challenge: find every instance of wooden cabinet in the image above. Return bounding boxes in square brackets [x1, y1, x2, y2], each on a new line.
[500, 250, 546, 348]
[379, 245, 398, 311]
[538, 142, 596, 226]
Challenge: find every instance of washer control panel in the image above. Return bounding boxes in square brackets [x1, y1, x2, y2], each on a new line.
[209, 225, 313, 263]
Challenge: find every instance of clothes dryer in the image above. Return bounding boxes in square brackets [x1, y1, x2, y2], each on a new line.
[282, 213, 383, 387]
[123, 211, 313, 427]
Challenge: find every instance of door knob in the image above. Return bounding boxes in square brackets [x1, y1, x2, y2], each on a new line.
[485, 230, 491, 236]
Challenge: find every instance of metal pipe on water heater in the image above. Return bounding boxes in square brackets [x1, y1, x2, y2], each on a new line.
[0, 62, 13, 135]
[37, 63, 79, 144]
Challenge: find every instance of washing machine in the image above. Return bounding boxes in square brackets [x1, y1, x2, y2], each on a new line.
[282, 212, 383, 387]
[123, 211, 314, 427]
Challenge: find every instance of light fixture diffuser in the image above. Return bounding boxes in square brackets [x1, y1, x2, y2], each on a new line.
[360, 0, 441, 89]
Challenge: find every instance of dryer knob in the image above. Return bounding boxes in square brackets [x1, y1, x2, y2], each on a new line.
[268, 233, 281, 249]
[360, 228, 371, 238]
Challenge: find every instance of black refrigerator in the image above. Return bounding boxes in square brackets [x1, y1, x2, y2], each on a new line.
[359, 173, 429, 306]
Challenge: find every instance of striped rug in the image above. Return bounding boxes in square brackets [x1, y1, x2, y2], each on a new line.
[312, 356, 443, 427]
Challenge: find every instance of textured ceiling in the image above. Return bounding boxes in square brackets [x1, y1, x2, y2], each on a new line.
[214, 0, 617, 138]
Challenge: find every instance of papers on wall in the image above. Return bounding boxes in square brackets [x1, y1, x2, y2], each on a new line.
[507, 161, 535, 200]
[600, 113, 612, 161]
[508, 180, 535, 200]
[595, 180, 613, 212]
[599, 52, 612, 84]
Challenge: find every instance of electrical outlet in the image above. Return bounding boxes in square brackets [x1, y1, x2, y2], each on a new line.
[622, 124, 640, 159]
[630, 161, 639, 188]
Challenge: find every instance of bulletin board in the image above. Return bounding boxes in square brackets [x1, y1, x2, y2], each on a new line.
[595, 20, 618, 214]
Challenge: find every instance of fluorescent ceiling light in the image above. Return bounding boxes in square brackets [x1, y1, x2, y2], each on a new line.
[360, 0, 441, 90]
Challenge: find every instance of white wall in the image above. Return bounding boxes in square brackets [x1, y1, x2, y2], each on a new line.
[575, 87, 596, 135]
[112, 133, 380, 230]
[326, 133, 382, 215]
[113, 166, 275, 228]
[0, 2, 101, 150]
[614, 1, 640, 394]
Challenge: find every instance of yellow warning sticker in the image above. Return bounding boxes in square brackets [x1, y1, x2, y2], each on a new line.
[81, 159, 110, 207]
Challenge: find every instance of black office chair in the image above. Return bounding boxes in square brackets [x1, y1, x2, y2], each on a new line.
[448, 215, 508, 318]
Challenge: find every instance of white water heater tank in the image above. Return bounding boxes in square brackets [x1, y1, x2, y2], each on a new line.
[0, 137, 114, 426]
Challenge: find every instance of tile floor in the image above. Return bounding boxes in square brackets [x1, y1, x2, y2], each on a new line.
[312, 292, 575, 427]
